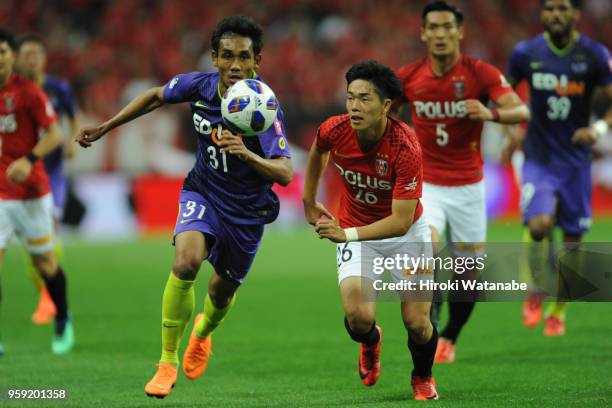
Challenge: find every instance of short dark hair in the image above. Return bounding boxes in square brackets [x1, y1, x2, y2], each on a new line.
[422, 1, 464, 26]
[17, 33, 45, 50]
[0, 28, 17, 51]
[211, 16, 263, 55]
[345, 60, 402, 101]
[540, 0, 581, 8]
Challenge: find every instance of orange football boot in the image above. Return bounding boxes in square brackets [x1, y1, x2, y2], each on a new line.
[358, 326, 382, 386]
[411, 376, 439, 400]
[183, 313, 212, 380]
[543, 315, 565, 336]
[522, 292, 544, 328]
[434, 338, 455, 364]
[32, 287, 56, 325]
[145, 363, 177, 399]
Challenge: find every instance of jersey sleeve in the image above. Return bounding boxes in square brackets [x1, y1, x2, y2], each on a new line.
[257, 108, 292, 159]
[478, 61, 514, 101]
[59, 79, 77, 118]
[392, 139, 423, 200]
[28, 84, 56, 129]
[315, 119, 334, 152]
[592, 44, 612, 87]
[508, 44, 528, 84]
[162, 72, 201, 104]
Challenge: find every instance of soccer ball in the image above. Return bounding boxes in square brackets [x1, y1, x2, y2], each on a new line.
[221, 79, 279, 136]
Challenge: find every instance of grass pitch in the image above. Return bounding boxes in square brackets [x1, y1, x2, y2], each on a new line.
[0, 220, 611, 407]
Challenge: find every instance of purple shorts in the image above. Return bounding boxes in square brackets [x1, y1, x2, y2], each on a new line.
[174, 190, 264, 284]
[521, 160, 592, 235]
[47, 171, 67, 217]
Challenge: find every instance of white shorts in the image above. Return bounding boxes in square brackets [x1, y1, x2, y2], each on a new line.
[0, 194, 54, 254]
[422, 180, 486, 256]
[337, 216, 433, 284]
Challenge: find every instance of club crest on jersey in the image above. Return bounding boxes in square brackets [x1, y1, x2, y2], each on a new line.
[570, 62, 587, 74]
[375, 159, 388, 177]
[453, 81, 465, 98]
[4, 96, 14, 111]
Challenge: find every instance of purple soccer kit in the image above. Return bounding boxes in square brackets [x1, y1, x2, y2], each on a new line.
[163, 71, 291, 283]
[509, 33, 612, 234]
[43, 76, 78, 215]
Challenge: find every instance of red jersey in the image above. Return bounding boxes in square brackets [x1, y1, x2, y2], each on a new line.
[316, 114, 423, 228]
[0, 74, 56, 199]
[397, 55, 513, 186]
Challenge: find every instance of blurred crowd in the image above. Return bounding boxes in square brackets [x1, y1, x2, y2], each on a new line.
[1, 0, 611, 148]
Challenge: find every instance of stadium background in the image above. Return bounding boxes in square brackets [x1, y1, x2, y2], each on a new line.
[0, 1, 611, 406]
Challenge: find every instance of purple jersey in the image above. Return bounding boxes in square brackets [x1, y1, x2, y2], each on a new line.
[509, 33, 612, 167]
[42, 75, 77, 175]
[163, 71, 291, 225]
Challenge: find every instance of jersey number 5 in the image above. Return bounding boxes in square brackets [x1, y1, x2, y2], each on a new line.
[436, 123, 449, 146]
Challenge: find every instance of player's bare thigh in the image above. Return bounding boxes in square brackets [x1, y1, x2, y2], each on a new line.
[340, 276, 377, 332]
[173, 231, 209, 280]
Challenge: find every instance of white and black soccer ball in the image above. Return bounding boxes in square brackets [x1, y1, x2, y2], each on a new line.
[221, 79, 279, 136]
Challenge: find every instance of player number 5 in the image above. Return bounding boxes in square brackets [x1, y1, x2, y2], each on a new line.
[436, 123, 449, 146]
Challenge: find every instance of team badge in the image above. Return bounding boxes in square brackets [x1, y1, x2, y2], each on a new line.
[376, 159, 388, 176]
[4, 96, 14, 111]
[570, 62, 587, 74]
[453, 81, 465, 98]
[278, 136, 286, 150]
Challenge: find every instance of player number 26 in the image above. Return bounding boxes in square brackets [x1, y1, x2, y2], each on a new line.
[182, 201, 206, 219]
[355, 189, 378, 204]
[436, 123, 449, 146]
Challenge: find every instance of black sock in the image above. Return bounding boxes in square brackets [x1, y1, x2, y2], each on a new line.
[408, 326, 438, 378]
[440, 301, 475, 343]
[41, 267, 68, 333]
[344, 317, 380, 345]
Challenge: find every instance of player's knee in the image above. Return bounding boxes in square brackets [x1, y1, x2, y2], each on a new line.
[32, 254, 58, 277]
[208, 288, 234, 309]
[172, 252, 203, 280]
[345, 311, 375, 334]
[528, 217, 553, 241]
[403, 312, 431, 339]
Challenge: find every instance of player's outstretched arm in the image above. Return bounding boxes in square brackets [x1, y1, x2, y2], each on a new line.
[464, 92, 530, 124]
[302, 142, 334, 225]
[217, 130, 293, 186]
[76, 86, 165, 148]
[6, 122, 63, 184]
[316, 199, 417, 243]
[64, 112, 81, 159]
[572, 84, 612, 145]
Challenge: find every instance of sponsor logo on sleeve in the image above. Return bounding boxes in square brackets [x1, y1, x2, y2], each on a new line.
[278, 136, 286, 150]
[500, 74, 511, 88]
[405, 177, 418, 191]
[45, 101, 55, 117]
[169, 77, 179, 89]
[274, 119, 283, 136]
